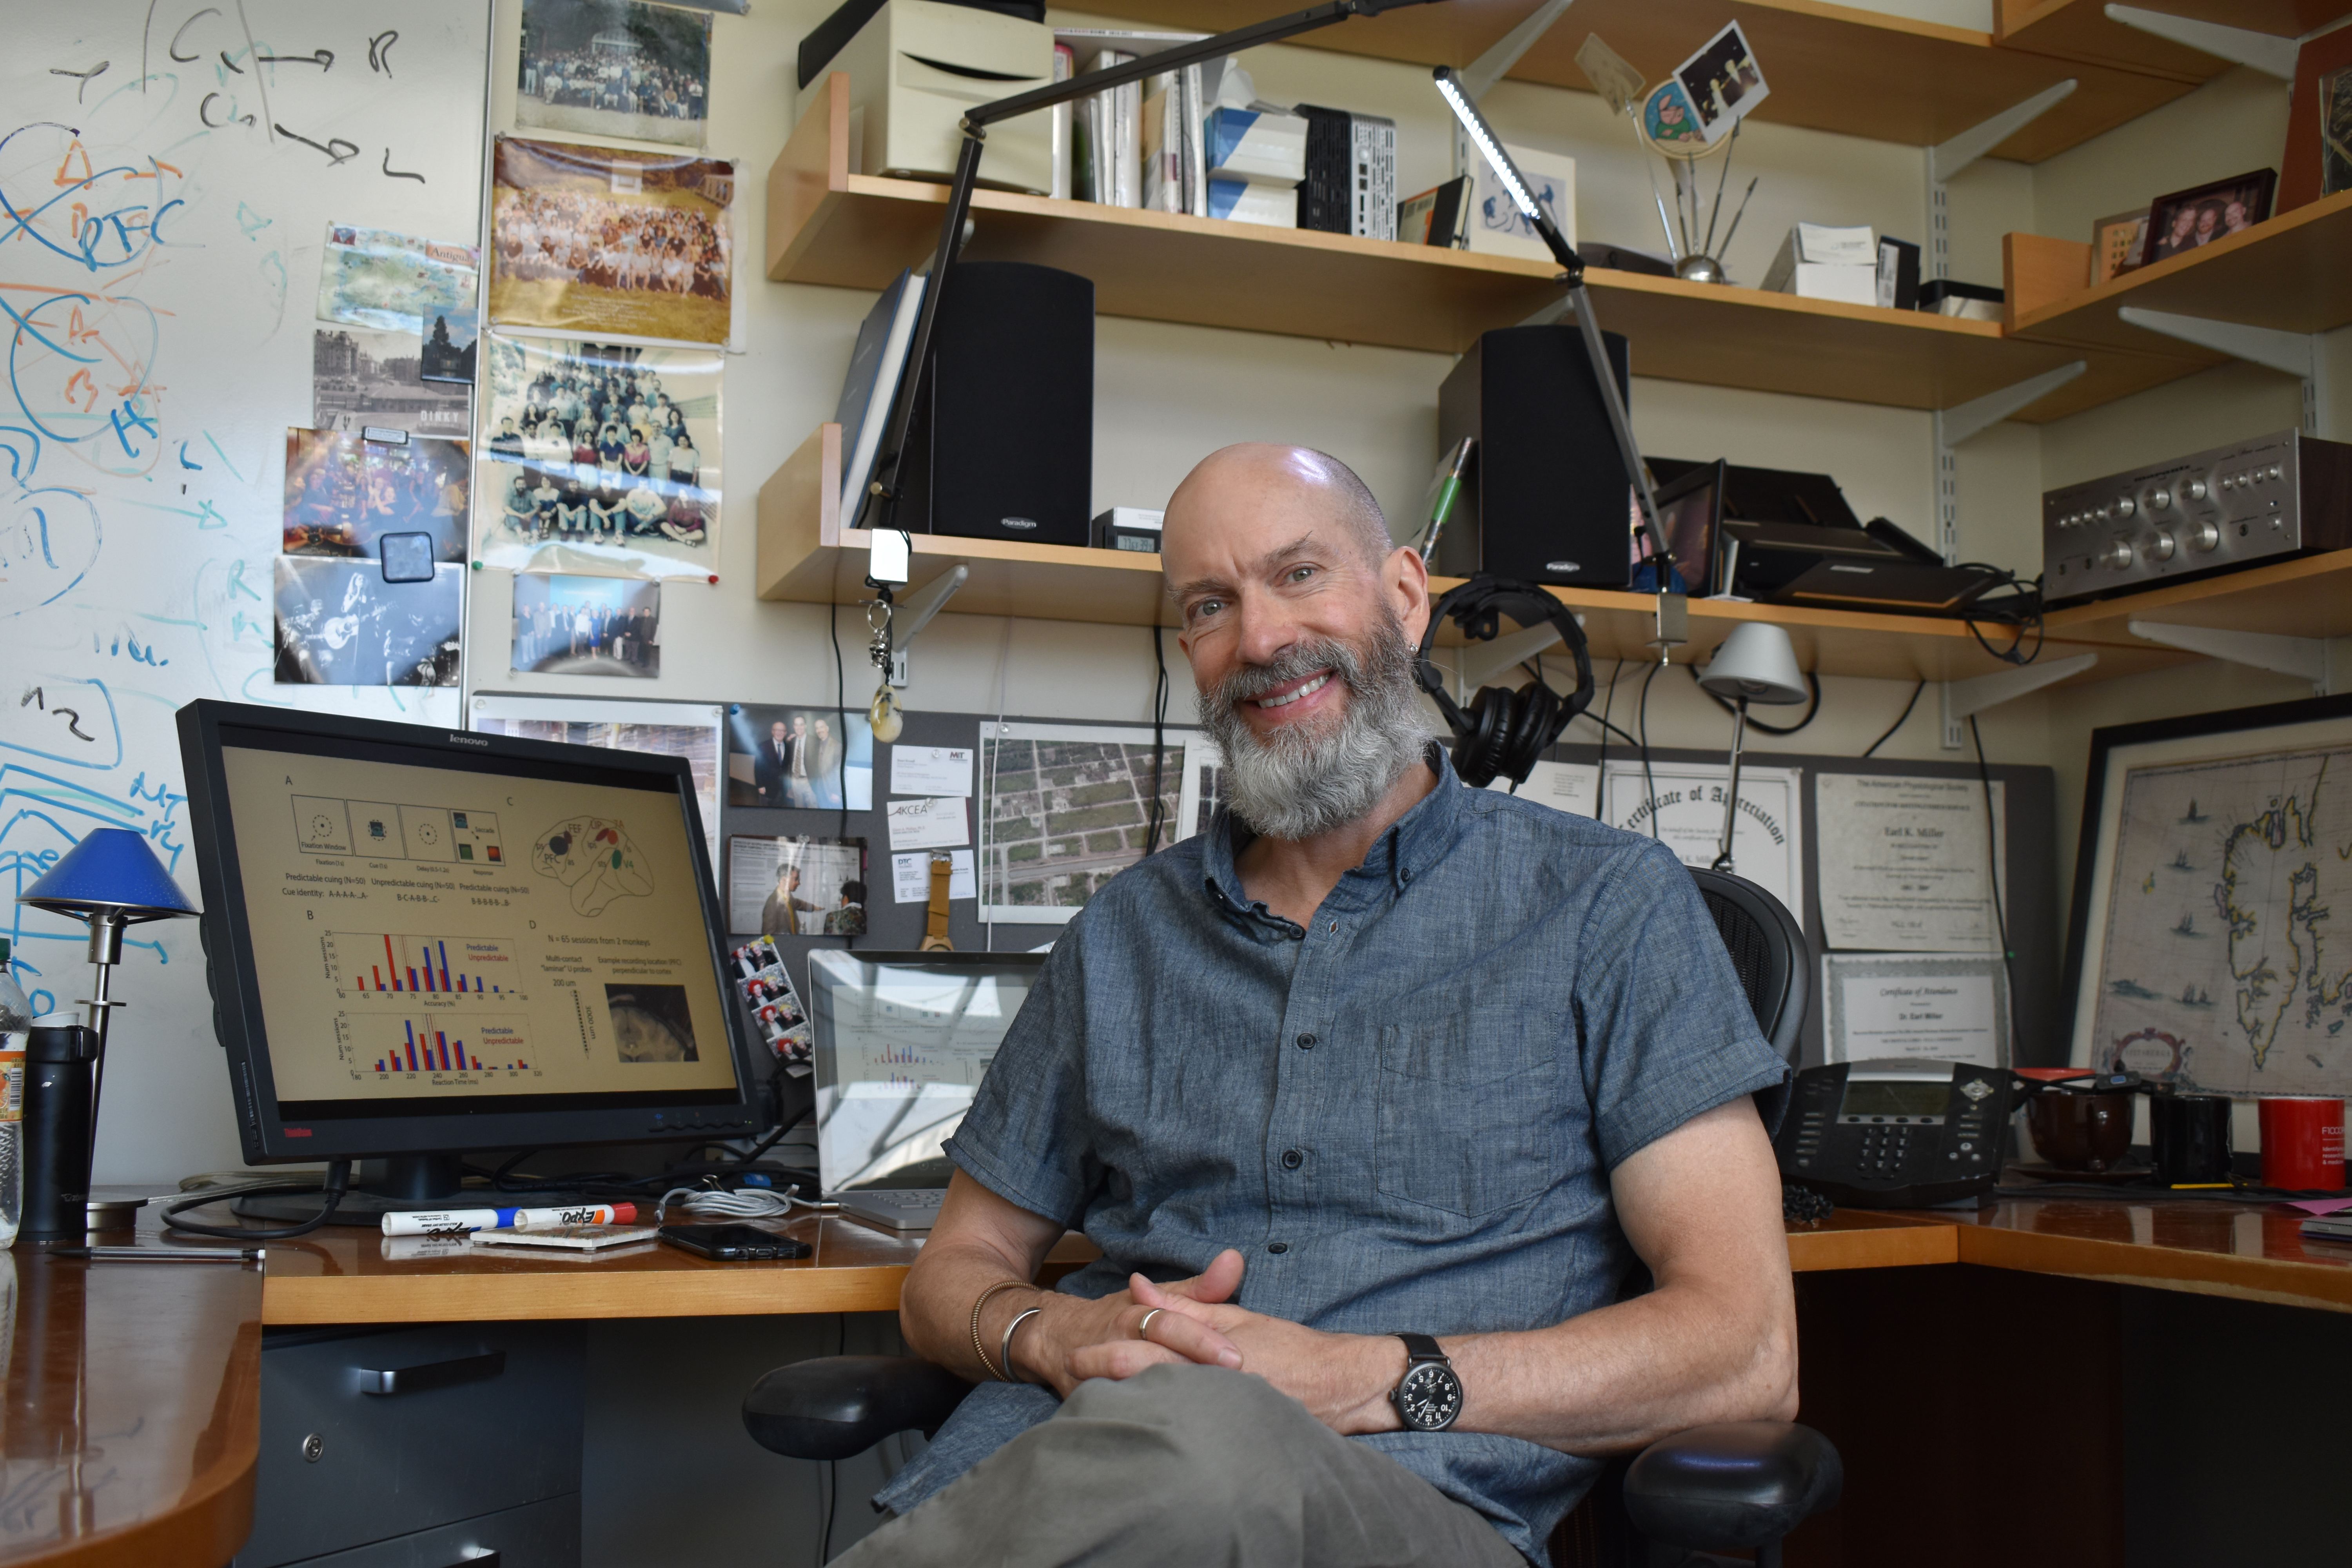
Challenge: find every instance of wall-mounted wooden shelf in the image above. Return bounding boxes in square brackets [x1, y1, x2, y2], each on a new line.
[1099, 0, 2201, 162]
[1994, 0, 2241, 82]
[756, 423, 2163, 687]
[771, 76, 2120, 415]
[2005, 190, 2352, 359]
[2043, 549, 2352, 651]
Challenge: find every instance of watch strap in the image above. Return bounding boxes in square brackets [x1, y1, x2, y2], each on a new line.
[1396, 1331, 1446, 1365]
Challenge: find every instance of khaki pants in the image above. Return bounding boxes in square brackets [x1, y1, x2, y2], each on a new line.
[835, 1363, 1529, 1568]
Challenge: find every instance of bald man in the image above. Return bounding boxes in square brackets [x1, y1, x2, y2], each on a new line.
[843, 446, 1796, 1567]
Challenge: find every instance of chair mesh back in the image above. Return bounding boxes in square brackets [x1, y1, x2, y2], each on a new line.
[1700, 887, 1774, 1023]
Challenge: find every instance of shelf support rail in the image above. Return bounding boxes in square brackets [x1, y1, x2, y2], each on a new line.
[1924, 79, 2076, 281]
[2115, 306, 2330, 438]
[2125, 619, 2352, 697]
[1938, 652, 2098, 750]
[1930, 360, 2085, 570]
[2102, 5, 2299, 79]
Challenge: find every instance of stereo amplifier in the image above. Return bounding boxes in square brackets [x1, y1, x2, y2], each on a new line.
[2042, 429, 2352, 606]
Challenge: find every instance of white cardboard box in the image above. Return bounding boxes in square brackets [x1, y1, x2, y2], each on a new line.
[1762, 223, 1878, 304]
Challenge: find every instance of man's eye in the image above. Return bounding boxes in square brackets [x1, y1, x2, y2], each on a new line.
[1190, 597, 1225, 621]
[1287, 566, 1315, 584]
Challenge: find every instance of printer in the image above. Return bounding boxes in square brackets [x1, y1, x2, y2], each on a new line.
[798, 0, 1056, 196]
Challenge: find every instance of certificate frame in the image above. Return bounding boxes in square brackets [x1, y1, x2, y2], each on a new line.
[1822, 952, 2011, 1067]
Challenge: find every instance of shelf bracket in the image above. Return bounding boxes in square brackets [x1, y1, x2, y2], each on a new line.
[1931, 361, 2085, 563]
[1924, 79, 2075, 283]
[885, 563, 970, 687]
[2116, 306, 2328, 436]
[2102, 5, 2298, 80]
[1940, 652, 2097, 750]
[2126, 619, 2349, 695]
[1458, 621, 1566, 691]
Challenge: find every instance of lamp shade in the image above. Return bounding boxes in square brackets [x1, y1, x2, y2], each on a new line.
[20, 828, 198, 922]
[1698, 623, 1808, 705]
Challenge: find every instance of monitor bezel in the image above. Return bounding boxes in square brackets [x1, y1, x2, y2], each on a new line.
[176, 698, 762, 1165]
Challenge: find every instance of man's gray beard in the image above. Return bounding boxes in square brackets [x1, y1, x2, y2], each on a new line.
[1203, 614, 1433, 842]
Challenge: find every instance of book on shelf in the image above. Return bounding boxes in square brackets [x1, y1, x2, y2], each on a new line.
[1056, 29, 1207, 210]
[1050, 44, 1073, 202]
[1398, 177, 1471, 248]
[835, 267, 927, 528]
[1296, 105, 1396, 242]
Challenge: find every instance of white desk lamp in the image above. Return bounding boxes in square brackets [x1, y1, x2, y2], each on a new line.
[1697, 623, 1808, 873]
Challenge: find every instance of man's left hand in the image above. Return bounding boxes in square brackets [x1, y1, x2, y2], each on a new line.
[1124, 1251, 1406, 1436]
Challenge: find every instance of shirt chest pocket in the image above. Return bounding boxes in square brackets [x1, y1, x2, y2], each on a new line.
[1376, 1007, 1561, 1218]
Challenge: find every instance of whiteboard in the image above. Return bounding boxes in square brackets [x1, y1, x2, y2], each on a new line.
[1, 2, 490, 1180]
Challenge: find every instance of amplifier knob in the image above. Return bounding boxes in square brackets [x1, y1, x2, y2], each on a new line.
[2150, 488, 2173, 510]
[2186, 520, 2221, 553]
[2102, 538, 2135, 570]
[2184, 479, 2208, 501]
[2271, 465, 2284, 480]
[2115, 497, 2136, 517]
[2152, 532, 2177, 561]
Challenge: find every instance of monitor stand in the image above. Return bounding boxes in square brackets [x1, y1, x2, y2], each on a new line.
[234, 1154, 592, 1227]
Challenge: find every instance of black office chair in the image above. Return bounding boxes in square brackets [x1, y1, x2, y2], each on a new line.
[743, 868, 1840, 1567]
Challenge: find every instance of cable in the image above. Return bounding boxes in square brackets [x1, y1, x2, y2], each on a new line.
[656, 1185, 799, 1221]
[1955, 565, 2045, 666]
[1862, 680, 1926, 759]
[1969, 716, 2020, 1055]
[831, 600, 850, 849]
[163, 1161, 354, 1240]
[818, 1311, 844, 1565]
[1637, 659, 1663, 840]
[1591, 658, 1625, 819]
[1144, 624, 1170, 853]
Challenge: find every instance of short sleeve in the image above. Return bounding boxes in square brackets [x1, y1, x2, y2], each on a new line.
[1575, 838, 1791, 1171]
[942, 927, 1100, 1230]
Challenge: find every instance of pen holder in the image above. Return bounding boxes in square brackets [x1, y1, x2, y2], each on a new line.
[19, 1025, 93, 1244]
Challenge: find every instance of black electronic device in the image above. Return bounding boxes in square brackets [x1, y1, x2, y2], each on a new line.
[1632, 460, 1726, 595]
[897, 261, 1093, 548]
[174, 700, 763, 1222]
[1645, 456, 1863, 532]
[660, 1223, 814, 1261]
[1412, 575, 1594, 788]
[1434, 326, 1634, 588]
[1773, 1059, 2017, 1209]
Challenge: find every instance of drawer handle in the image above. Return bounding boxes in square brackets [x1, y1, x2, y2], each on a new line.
[435, 1553, 499, 1568]
[357, 1350, 506, 1396]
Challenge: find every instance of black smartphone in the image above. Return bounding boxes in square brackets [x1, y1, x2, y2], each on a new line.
[659, 1223, 812, 1261]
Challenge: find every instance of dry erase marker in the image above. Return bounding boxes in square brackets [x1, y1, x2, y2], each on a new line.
[381, 1202, 637, 1236]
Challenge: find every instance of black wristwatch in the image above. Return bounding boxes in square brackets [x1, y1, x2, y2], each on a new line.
[1390, 1332, 1463, 1432]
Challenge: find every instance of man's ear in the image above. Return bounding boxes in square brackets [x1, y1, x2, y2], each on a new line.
[1384, 545, 1432, 648]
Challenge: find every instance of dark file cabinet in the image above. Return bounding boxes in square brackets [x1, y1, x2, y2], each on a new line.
[236, 1323, 585, 1568]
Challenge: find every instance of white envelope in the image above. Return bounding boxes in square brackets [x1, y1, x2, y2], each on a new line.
[886, 795, 969, 850]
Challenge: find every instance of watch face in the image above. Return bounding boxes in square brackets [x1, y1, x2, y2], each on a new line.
[1397, 1363, 1463, 1431]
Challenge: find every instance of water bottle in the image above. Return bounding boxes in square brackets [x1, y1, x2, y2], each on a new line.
[0, 941, 28, 1247]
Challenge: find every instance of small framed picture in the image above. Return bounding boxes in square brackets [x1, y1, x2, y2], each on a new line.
[2091, 208, 2148, 285]
[2139, 168, 2276, 266]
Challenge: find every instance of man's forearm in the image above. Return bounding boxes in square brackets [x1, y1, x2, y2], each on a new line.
[900, 1238, 1051, 1385]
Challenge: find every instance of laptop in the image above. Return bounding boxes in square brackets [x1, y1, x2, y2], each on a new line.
[806, 949, 1046, 1233]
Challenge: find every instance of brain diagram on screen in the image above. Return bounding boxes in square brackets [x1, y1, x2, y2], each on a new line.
[532, 816, 653, 915]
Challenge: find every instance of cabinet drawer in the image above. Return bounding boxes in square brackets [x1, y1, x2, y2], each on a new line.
[276, 1494, 580, 1568]
[239, 1323, 584, 1568]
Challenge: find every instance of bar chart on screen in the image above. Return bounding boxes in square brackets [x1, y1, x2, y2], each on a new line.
[334, 1014, 537, 1082]
[324, 932, 529, 1000]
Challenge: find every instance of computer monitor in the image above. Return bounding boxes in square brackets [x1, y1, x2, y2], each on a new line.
[805, 949, 1045, 1194]
[176, 699, 759, 1216]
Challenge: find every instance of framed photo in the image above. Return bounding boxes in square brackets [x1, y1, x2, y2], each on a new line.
[2090, 208, 2148, 285]
[724, 704, 875, 811]
[2280, 22, 2352, 211]
[2061, 693, 2352, 1098]
[2138, 168, 2276, 266]
[2325, 64, 2352, 198]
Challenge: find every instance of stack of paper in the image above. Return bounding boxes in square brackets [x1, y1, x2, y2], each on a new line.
[1206, 104, 1307, 227]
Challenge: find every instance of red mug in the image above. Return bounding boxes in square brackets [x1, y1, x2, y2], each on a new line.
[2258, 1098, 2346, 1191]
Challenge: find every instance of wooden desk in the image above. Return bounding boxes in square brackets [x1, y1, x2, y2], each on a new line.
[0, 1243, 262, 1568]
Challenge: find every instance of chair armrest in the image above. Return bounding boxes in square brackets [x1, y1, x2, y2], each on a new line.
[742, 1355, 971, 1461]
[1621, 1421, 1842, 1550]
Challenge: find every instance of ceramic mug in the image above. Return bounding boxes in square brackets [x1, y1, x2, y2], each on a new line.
[2025, 1091, 2135, 1172]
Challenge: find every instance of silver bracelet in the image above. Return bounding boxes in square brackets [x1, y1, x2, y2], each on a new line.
[1000, 1306, 1044, 1384]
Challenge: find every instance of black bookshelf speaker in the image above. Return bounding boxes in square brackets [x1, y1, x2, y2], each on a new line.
[1434, 326, 1632, 588]
[898, 261, 1093, 547]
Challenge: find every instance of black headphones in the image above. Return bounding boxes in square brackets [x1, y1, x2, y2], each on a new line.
[1412, 575, 1595, 789]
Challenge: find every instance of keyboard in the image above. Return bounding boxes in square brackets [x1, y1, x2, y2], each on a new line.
[834, 1187, 946, 1234]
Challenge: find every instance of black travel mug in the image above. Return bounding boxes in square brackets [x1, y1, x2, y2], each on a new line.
[2149, 1091, 2232, 1186]
[19, 1025, 93, 1243]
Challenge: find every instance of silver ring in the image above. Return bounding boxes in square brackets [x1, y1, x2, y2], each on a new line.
[1137, 1307, 1165, 1339]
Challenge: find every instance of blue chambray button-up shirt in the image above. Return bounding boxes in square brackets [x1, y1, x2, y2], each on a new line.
[874, 748, 1789, 1563]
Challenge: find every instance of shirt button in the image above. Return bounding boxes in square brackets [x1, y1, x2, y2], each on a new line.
[1266, 1242, 1289, 1254]
[1296, 1033, 1316, 1049]
[1281, 1149, 1303, 1170]
[1400, 867, 1412, 883]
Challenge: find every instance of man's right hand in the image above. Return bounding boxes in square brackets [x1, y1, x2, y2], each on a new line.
[1014, 1250, 1247, 1396]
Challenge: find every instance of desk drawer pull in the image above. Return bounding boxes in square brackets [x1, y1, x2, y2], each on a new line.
[357, 1350, 506, 1396]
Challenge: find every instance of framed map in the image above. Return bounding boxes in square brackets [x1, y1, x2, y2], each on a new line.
[2064, 694, 2352, 1096]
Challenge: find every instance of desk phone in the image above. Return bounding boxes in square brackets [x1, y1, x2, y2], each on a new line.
[1774, 1060, 2016, 1208]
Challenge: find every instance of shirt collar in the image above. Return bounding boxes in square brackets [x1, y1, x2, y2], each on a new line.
[1200, 742, 1462, 935]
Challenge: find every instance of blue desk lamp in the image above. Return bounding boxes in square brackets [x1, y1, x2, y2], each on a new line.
[19, 828, 199, 1154]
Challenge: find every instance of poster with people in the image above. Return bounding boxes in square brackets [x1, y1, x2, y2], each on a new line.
[724, 704, 876, 811]
[488, 136, 735, 345]
[510, 572, 662, 679]
[726, 835, 867, 937]
[283, 428, 471, 563]
[474, 332, 720, 579]
[274, 557, 462, 687]
[517, 0, 712, 150]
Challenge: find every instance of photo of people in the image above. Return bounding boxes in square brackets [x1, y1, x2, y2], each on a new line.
[274, 557, 462, 687]
[728, 935, 812, 1067]
[318, 223, 479, 335]
[282, 428, 471, 562]
[517, 0, 712, 150]
[2143, 170, 2276, 263]
[489, 136, 735, 345]
[1673, 22, 1769, 145]
[726, 835, 867, 938]
[314, 328, 472, 438]
[510, 572, 662, 678]
[475, 332, 721, 579]
[724, 704, 876, 811]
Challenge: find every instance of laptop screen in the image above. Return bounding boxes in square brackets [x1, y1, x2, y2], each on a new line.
[806, 949, 1045, 1193]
